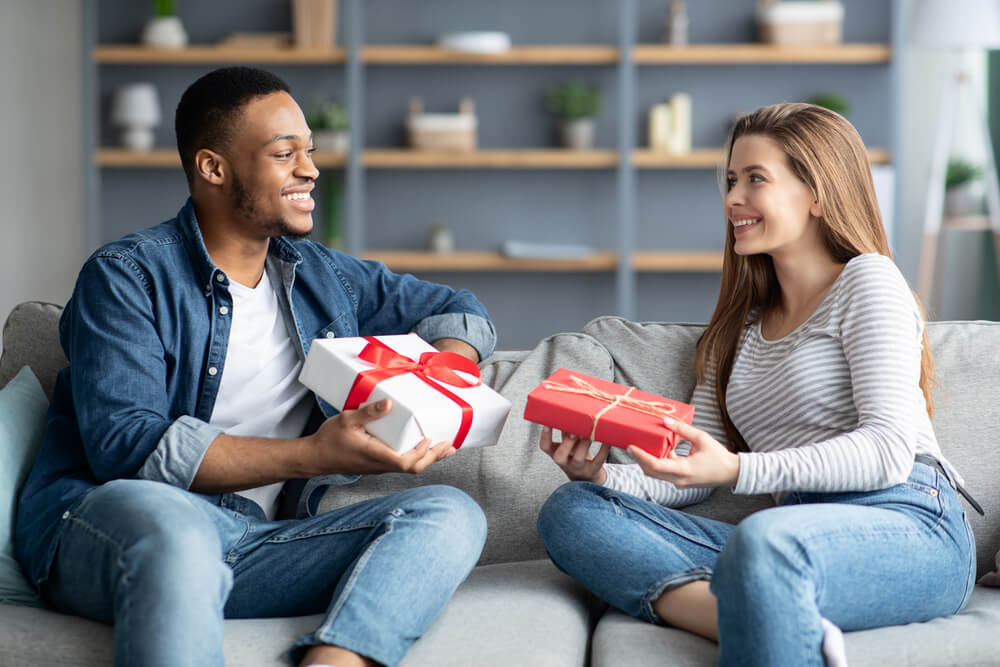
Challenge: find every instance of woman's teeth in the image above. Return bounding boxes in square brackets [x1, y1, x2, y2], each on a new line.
[733, 218, 759, 227]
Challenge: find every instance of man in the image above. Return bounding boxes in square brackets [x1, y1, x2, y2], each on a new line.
[16, 66, 495, 667]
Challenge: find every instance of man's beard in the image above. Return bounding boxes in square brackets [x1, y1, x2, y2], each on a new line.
[231, 172, 311, 240]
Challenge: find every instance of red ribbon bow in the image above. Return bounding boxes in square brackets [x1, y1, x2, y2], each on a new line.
[343, 337, 481, 448]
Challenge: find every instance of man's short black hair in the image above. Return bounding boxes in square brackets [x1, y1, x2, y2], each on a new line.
[175, 66, 290, 188]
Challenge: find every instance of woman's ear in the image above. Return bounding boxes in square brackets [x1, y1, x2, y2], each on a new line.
[194, 149, 226, 186]
[810, 197, 822, 219]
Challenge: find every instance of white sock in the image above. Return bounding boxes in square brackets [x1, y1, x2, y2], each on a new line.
[820, 617, 848, 667]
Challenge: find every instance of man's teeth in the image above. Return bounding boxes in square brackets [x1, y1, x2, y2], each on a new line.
[283, 192, 310, 201]
[733, 218, 759, 227]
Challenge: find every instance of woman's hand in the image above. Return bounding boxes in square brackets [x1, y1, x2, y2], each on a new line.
[539, 426, 610, 484]
[628, 417, 740, 489]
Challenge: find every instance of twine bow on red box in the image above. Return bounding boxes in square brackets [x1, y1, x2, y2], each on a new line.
[343, 336, 482, 447]
[541, 374, 677, 441]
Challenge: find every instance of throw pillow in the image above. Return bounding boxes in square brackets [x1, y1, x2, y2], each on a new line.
[0, 366, 48, 606]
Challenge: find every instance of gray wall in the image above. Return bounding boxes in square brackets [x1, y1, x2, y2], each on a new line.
[0, 0, 83, 347]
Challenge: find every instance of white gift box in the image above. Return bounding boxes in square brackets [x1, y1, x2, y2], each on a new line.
[299, 334, 511, 454]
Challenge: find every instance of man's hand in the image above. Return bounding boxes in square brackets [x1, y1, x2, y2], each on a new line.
[431, 337, 479, 363]
[310, 398, 456, 475]
[539, 426, 610, 484]
[627, 417, 740, 489]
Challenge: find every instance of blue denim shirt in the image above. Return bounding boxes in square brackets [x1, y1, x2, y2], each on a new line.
[15, 199, 496, 590]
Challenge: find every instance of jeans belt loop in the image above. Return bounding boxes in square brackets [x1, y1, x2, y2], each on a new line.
[914, 454, 985, 516]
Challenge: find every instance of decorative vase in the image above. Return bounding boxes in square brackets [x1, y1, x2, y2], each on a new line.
[314, 130, 350, 154]
[428, 225, 455, 253]
[141, 16, 188, 49]
[561, 118, 595, 150]
[944, 183, 979, 218]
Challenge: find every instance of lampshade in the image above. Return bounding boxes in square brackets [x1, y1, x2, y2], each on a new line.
[110, 83, 162, 127]
[911, 0, 1000, 50]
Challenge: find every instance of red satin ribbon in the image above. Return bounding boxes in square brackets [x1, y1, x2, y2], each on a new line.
[343, 337, 481, 448]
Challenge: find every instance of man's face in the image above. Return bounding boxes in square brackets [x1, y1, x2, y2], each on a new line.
[224, 91, 319, 240]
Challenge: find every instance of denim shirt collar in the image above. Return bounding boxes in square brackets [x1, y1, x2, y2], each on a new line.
[175, 198, 304, 297]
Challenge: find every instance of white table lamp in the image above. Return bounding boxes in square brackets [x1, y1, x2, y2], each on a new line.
[911, 0, 1000, 305]
[111, 83, 162, 152]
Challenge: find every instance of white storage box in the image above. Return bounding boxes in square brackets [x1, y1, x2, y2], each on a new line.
[299, 334, 511, 454]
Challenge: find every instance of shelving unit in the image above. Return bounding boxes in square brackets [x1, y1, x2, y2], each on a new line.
[86, 0, 899, 348]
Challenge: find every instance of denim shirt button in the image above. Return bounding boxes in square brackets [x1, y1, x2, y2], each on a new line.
[325, 331, 335, 338]
[216, 274, 225, 283]
[219, 306, 229, 316]
[62, 511, 70, 520]
[208, 366, 218, 376]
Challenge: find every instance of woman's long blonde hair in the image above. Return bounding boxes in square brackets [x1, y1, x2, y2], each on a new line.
[696, 103, 936, 452]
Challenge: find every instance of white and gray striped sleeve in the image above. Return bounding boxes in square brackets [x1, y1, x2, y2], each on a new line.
[602, 370, 727, 507]
[734, 255, 923, 495]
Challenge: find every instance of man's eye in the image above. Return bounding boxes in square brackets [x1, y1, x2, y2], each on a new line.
[307, 147, 317, 155]
[275, 152, 293, 159]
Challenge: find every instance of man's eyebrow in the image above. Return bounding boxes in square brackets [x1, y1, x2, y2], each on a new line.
[263, 133, 306, 146]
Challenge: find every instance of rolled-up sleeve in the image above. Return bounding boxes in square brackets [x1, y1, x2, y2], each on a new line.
[413, 312, 497, 361]
[137, 415, 224, 489]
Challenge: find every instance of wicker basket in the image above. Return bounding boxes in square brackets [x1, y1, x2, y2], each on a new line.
[407, 98, 478, 152]
[757, 0, 844, 46]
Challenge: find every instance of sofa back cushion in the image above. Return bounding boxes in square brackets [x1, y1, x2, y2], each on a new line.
[0, 302, 66, 401]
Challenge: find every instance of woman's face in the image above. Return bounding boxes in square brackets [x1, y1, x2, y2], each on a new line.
[724, 134, 823, 260]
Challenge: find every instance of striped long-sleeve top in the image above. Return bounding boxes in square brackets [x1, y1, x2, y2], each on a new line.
[603, 253, 960, 507]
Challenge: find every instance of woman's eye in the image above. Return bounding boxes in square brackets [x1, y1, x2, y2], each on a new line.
[750, 173, 765, 183]
[726, 176, 737, 189]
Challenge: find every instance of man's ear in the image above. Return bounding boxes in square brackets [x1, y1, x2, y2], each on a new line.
[194, 149, 226, 186]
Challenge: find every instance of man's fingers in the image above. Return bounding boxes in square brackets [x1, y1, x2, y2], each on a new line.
[346, 398, 393, 426]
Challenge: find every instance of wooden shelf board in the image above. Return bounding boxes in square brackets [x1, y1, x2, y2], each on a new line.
[632, 251, 724, 272]
[362, 45, 619, 64]
[634, 147, 890, 168]
[363, 149, 618, 169]
[362, 250, 724, 272]
[96, 148, 888, 170]
[95, 148, 346, 168]
[93, 43, 888, 66]
[633, 43, 891, 64]
[363, 250, 619, 272]
[943, 215, 993, 231]
[94, 45, 346, 64]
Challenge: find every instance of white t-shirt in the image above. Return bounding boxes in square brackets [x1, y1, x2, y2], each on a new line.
[210, 268, 313, 520]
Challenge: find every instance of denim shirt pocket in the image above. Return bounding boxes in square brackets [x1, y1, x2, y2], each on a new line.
[316, 312, 351, 341]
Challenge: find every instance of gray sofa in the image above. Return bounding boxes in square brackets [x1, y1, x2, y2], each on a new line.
[1, 300, 999, 666]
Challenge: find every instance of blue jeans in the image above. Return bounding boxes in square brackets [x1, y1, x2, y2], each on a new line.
[537, 461, 976, 667]
[43, 479, 487, 667]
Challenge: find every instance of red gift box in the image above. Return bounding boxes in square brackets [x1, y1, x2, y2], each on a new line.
[523, 368, 695, 458]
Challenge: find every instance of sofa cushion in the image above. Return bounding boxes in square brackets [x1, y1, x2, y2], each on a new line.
[0, 302, 66, 401]
[318, 332, 616, 565]
[0, 366, 48, 607]
[0, 559, 598, 667]
[923, 321, 1000, 576]
[591, 586, 1000, 667]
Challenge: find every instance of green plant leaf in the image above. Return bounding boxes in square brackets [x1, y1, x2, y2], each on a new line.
[545, 82, 601, 121]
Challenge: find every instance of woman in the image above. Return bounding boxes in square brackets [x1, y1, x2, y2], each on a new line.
[536, 103, 977, 667]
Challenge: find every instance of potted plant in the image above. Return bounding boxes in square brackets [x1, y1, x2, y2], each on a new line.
[808, 92, 850, 116]
[307, 101, 350, 154]
[141, 0, 188, 49]
[944, 158, 983, 217]
[545, 82, 601, 150]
